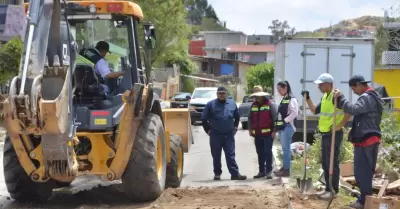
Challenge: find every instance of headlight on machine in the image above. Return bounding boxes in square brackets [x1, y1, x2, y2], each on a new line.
[189, 105, 196, 110]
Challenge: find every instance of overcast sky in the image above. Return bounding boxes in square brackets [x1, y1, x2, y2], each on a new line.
[208, 0, 397, 35]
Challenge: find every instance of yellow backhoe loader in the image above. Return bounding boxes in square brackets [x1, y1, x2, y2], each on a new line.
[2, 0, 191, 202]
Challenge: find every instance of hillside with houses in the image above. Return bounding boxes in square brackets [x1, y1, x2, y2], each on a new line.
[183, 15, 386, 100]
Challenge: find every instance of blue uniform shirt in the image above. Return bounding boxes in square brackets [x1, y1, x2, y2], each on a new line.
[201, 99, 239, 135]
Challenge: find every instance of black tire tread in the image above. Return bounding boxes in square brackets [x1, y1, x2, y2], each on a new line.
[166, 133, 184, 188]
[122, 113, 166, 202]
[3, 136, 53, 202]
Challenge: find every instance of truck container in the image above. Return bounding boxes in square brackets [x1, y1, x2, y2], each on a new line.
[274, 37, 375, 142]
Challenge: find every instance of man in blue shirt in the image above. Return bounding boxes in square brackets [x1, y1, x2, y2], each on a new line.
[80, 41, 125, 93]
[201, 86, 247, 181]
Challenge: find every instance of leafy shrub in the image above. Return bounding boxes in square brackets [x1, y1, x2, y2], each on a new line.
[0, 37, 23, 84]
[290, 114, 400, 177]
[378, 114, 400, 172]
[245, 63, 274, 94]
[290, 129, 354, 179]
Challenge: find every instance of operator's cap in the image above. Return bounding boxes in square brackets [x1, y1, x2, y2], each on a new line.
[348, 75, 371, 87]
[96, 41, 111, 54]
[314, 73, 334, 84]
[217, 86, 228, 93]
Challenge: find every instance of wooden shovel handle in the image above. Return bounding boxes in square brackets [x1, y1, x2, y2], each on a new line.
[329, 96, 337, 175]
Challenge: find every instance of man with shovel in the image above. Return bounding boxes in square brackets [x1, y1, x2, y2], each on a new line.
[334, 75, 384, 209]
[301, 73, 351, 199]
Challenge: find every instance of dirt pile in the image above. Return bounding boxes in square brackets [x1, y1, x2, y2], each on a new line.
[288, 189, 351, 209]
[146, 186, 289, 209]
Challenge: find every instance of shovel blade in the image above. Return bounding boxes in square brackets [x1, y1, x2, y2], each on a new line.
[296, 177, 313, 194]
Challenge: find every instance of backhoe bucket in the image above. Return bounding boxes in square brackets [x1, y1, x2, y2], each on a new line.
[162, 108, 193, 152]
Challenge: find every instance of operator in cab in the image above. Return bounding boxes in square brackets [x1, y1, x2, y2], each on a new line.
[301, 73, 351, 199]
[78, 41, 125, 94]
[201, 86, 247, 181]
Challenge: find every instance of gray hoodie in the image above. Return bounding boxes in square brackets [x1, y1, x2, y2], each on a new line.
[338, 89, 384, 143]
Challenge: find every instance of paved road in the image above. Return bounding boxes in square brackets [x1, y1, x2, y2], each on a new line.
[0, 124, 282, 208]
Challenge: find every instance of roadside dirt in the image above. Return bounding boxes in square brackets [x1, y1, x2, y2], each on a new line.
[145, 186, 289, 209]
[288, 189, 352, 209]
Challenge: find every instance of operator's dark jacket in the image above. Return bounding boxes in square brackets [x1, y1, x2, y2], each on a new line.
[338, 90, 384, 142]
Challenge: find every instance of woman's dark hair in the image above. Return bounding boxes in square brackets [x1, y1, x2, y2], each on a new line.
[277, 80, 292, 96]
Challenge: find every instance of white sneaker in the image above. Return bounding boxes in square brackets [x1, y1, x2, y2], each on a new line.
[319, 191, 338, 200]
[315, 190, 328, 196]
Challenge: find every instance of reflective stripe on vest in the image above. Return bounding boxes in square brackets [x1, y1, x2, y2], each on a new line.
[250, 100, 273, 136]
[252, 129, 271, 134]
[281, 99, 290, 104]
[76, 55, 95, 67]
[251, 106, 270, 112]
[318, 92, 345, 132]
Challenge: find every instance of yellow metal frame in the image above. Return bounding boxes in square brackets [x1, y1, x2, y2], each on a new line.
[24, 1, 144, 19]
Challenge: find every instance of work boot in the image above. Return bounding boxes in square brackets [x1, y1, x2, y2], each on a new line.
[265, 172, 273, 179]
[319, 191, 338, 200]
[253, 173, 266, 179]
[273, 167, 283, 175]
[231, 174, 247, 180]
[275, 169, 290, 177]
[214, 175, 221, 180]
[349, 201, 364, 209]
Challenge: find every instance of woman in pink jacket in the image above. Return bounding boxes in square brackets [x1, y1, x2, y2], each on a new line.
[274, 81, 298, 177]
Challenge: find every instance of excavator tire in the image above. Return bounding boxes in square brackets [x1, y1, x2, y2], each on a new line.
[3, 136, 53, 202]
[122, 113, 167, 202]
[166, 133, 184, 188]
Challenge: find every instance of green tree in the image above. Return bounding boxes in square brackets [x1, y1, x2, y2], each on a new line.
[191, 17, 227, 34]
[245, 63, 274, 94]
[133, 0, 194, 77]
[268, 20, 296, 41]
[0, 37, 23, 84]
[184, 0, 220, 25]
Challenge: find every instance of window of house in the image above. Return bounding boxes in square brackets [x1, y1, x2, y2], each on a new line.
[256, 37, 260, 40]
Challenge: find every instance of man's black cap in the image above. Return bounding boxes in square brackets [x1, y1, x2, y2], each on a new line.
[349, 75, 370, 86]
[217, 86, 228, 92]
[96, 41, 111, 53]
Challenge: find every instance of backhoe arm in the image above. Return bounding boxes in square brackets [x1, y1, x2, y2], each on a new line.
[3, 0, 77, 182]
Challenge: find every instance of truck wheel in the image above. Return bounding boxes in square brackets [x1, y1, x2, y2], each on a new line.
[122, 113, 167, 202]
[166, 133, 184, 188]
[3, 136, 53, 202]
[241, 122, 248, 130]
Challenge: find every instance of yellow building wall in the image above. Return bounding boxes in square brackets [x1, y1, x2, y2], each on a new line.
[374, 68, 400, 114]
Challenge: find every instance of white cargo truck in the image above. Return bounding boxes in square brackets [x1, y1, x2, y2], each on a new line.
[274, 37, 375, 142]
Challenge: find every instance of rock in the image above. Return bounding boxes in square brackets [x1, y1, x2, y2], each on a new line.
[387, 171, 400, 183]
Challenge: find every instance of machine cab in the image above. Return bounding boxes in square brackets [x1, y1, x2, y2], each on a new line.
[24, 1, 156, 131]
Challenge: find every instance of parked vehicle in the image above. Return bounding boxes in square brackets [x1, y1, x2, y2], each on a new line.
[170, 92, 191, 108]
[189, 87, 218, 124]
[238, 95, 252, 129]
[274, 37, 374, 142]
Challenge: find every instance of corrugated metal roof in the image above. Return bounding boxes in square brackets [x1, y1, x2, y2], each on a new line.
[225, 44, 275, 53]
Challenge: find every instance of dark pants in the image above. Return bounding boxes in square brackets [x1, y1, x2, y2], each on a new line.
[354, 143, 379, 205]
[321, 131, 343, 193]
[210, 134, 240, 176]
[254, 135, 274, 173]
